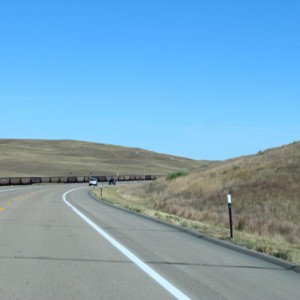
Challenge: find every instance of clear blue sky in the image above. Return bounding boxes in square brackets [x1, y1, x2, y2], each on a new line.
[1, 0, 299, 160]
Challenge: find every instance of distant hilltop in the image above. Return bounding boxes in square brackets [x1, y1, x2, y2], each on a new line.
[0, 139, 206, 177]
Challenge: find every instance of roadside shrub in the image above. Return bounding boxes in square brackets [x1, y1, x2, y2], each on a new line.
[166, 170, 188, 180]
[130, 207, 142, 213]
[274, 251, 289, 260]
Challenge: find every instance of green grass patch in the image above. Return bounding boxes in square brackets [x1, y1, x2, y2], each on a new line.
[125, 206, 142, 213]
[273, 251, 289, 260]
[166, 170, 188, 180]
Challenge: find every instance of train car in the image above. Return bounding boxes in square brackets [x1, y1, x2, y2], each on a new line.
[50, 177, 60, 183]
[59, 176, 68, 183]
[129, 175, 136, 181]
[98, 176, 106, 182]
[31, 177, 41, 184]
[10, 178, 21, 185]
[76, 176, 85, 183]
[21, 177, 31, 185]
[41, 177, 51, 183]
[118, 176, 125, 181]
[0, 178, 9, 186]
[67, 176, 77, 183]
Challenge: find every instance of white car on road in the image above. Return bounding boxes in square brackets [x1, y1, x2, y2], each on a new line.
[89, 177, 98, 186]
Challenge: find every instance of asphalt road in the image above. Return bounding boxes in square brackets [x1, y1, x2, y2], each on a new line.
[0, 184, 299, 300]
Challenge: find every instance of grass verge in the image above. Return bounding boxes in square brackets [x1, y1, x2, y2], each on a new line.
[92, 183, 300, 265]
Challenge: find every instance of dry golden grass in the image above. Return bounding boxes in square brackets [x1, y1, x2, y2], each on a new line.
[93, 141, 300, 264]
[0, 139, 204, 177]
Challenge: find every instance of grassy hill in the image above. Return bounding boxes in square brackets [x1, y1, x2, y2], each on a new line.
[93, 141, 300, 264]
[0, 139, 206, 177]
[2, 138, 300, 263]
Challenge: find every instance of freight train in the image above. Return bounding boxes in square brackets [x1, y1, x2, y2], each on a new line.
[0, 175, 156, 186]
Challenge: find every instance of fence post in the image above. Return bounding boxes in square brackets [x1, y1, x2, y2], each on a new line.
[227, 193, 233, 239]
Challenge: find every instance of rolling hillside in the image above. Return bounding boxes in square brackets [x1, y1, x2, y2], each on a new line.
[0, 139, 206, 177]
[105, 141, 300, 263]
[2, 138, 300, 263]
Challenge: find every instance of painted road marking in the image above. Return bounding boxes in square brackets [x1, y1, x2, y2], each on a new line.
[63, 188, 191, 300]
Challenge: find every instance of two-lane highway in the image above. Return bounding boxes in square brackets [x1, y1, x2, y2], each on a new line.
[0, 184, 299, 299]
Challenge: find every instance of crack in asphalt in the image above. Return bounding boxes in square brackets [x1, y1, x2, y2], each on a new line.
[0, 256, 286, 270]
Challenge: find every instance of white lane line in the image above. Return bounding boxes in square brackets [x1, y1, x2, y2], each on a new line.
[63, 188, 191, 300]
